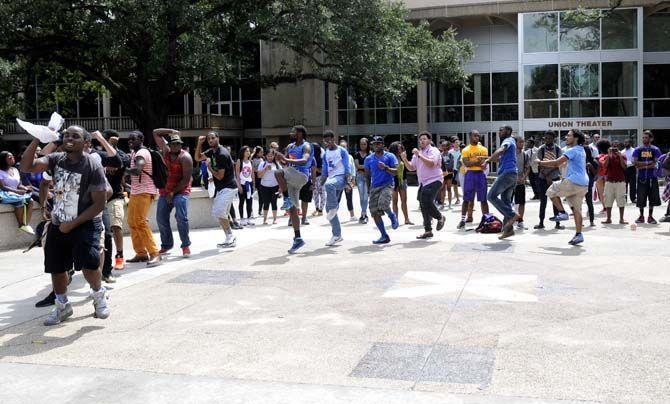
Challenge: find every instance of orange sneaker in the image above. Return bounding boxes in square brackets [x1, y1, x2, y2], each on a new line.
[113, 255, 125, 270]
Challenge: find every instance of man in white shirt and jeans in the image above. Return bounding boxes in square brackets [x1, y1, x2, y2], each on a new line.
[321, 130, 352, 246]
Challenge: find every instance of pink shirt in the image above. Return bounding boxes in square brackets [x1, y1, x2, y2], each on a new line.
[411, 145, 443, 186]
[130, 148, 158, 195]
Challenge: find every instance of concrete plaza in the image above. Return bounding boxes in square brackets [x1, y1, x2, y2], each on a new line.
[1, 187, 669, 404]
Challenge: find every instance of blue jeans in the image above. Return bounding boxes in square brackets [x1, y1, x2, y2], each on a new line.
[356, 172, 369, 215]
[156, 194, 191, 249]
[487, 171, 517, 222]
[325, 175, 346, 237]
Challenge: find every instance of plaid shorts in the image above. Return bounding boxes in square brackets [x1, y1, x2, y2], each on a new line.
[368, 185, 393, 216]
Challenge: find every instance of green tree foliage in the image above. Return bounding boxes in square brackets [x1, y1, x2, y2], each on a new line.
[0, 0, 473, 135]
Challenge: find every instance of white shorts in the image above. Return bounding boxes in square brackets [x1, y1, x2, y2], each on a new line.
[212, 188, 237, 219]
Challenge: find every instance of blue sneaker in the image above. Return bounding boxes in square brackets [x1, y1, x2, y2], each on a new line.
[372, 236, 390, 245]
[281, 196, 292, 210]
[288, 237, 305, 254]
[389, 214, 399, 230]
[549, 212, 570, 222]
[568, 233, 584, 245]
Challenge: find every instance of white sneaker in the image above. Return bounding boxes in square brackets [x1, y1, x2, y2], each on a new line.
[349, 216, 358, 222]
[217, 236, 236, 248]
[91, 287, 110, 319]
[247, 219, 255, 226]
[44, 300, 73, 326]
[326, 209, 338, 221]
[325, 236, 343, 246]
[19, 225, 35, 235]
[240, 218, 248, 226]
[516, 221, 526, 229]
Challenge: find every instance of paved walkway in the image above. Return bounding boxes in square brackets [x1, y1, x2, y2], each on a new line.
[1, 187, 669, 404]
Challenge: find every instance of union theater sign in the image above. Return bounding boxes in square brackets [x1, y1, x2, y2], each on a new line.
[548, 120, 614, 128]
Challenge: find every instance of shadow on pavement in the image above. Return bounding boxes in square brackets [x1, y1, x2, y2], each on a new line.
[538, 246, 584, 256]
[348, 244, 389, 255]
[0, 324, 103, 359]
[401, 240, 440, 249]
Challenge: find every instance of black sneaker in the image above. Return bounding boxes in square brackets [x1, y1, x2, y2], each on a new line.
[554, 224, 565, 230]
[231, 221, 243, 230]
[35, 291, 56, 308]
[457, 220, 465, 230]
[436, 216, 446, 231]
[533, 224, 545, 230]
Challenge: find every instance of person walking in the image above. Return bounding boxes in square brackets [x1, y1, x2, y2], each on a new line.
[274, 126, 313, 254]
[401, 131, 445, 239]
[236, 146, 255, 226]
[484, 126, 519, 239]
[535, 131, 563, 230]
[364, 136, 399, 244]
[512, 136, 529, 229]
[20, 127, 110, 325]
[338, 140, 357, 222]
[258, 149, 281, 225]
[126, 131, 161, 267]
[321, 130, 352, 246]
[536, 129, 589, 245]
[153, 129, 193, 257]
[633, 130, 662, 224]
[583, 135, 598, 227]
[527, 138, 540, 200]
[601, 142, 628, 225]
[354, 137, 370, 224]
[439, 140, 455, 209]
[310, 141, 325, 217]
[195, 132, 238, 248]
[457, 130, 489, 230]
[388, 141, 413, 225]
[251, 146, 265, 217]
[623, 139, 637, 203]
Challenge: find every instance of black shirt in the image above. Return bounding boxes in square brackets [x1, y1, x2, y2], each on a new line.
[204, 145, 236, 192]
[354, 151, 369, 172]
[93, 150, 124, 200]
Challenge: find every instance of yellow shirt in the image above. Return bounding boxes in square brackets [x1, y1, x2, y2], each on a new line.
[461, 143, 489, 172]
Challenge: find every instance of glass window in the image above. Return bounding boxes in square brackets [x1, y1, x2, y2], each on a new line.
[492, 72, 518, 104]
[337, 87, 348, 109]
[376, 108, 400, 124]
[241, 101, 261, 128]
[644, 64, 670, 99]
[560, 100, 600, 117]
[524, 64, 558, 99]
[352, 109, 375, 125]
[644, 9, 670, 52]
[602, 9, 637, 49]
[401, 108, 418, 123]
[463, 106, 491, 122]
[464, 74, 490, 105]
[644, 100, 670, 117]
[561, 64, 599, 98]
[602, 99, 637, 116]
[523, 13, 558, 52]
[525, 101, 558, 118]
[403, 86, 418, 107]
[601, 129, 637, 145]
[492, 105, 519, 121]
[602, 62, 637, 97]
[338, 110, 347, 125]
[429, 106, 462, 123]
[429, 82, 462, 106]
[560, 11, 600, 51]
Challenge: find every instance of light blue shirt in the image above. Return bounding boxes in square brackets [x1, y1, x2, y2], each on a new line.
[563, 146, 589, 187]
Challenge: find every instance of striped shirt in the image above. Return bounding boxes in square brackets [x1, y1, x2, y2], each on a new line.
[130, 148, 158, 195]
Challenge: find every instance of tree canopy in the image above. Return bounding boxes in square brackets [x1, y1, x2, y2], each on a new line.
[0, 0, 474, 135]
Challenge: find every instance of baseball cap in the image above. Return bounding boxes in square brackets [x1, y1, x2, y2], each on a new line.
[371, 135, 384, 144]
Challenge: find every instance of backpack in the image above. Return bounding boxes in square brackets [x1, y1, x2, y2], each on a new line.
[142, 147, 168, 189]
[656, 153, 669, 178]
[475, 214, 503, 233]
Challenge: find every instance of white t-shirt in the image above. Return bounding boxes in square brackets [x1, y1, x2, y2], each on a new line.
[258, 161, 279, 187]
[324, 146, 349, 177]
[239, 160, 253, 184]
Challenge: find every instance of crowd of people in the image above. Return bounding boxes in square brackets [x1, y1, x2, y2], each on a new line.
[1, 123, 669, 326]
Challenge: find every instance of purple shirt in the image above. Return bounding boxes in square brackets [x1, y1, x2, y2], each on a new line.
[411, 145, 443, 186]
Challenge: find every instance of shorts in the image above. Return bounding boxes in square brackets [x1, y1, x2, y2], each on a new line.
[212, 187, 237, 219]
[107, 198, 125, 229]
[546, 179, 588, 209]
[368, 185, 393, 216]
[299, 180, 313, 203]
[394, 177, 408, 191]
[444, 172, 454, 181]
[636, 178, 661, 208]
[463, 171, 487, 202]
[44, 219, 102, 274]
[512, 183, 526, 205]
[603, 181, 626, 208]
[279, 167, 309, 208]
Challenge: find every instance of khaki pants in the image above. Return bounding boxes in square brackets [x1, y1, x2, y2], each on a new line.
[128, 193, 159, 256]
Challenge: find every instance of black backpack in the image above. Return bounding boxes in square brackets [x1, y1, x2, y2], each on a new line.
[142, 147, 168, 189]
